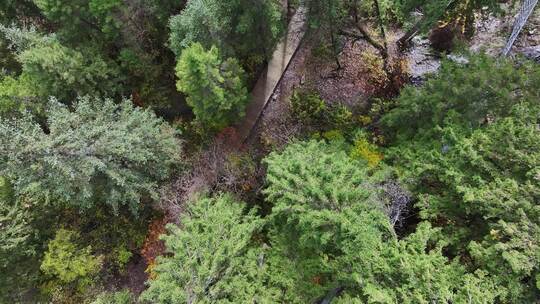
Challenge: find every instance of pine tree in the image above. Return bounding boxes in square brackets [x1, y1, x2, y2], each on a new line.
[0, 25, 119, 102]
[0, 178, 39, 302]
[141, 194, 285, 303]
[169, 0, 284, 69]
[176, 43, 249, 132]
[0, 96, 181, 213]
[263, 140, 492, 303]
[382, 54, 540, 302]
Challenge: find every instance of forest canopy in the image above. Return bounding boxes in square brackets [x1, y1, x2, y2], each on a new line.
[0, 0, 539, 303]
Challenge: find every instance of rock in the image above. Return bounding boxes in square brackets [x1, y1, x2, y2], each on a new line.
[447, 54, 470, 64]
[520, 46, 540, 62]
[409, 75, 425, 87]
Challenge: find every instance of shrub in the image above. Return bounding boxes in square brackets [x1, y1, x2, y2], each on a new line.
[349, 131, 383, 168]
[327, 103, 353, 130]
[360, 50, 388, 88]
[92, 289, 134, 304]
[40, 229, 102, 293]
[290, 89, 327, 124]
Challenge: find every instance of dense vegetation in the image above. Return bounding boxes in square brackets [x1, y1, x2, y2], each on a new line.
[1, 0, 538, 303]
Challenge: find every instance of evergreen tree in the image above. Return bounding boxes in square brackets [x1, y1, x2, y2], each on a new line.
[263, 140, 490, 303]
[169, 0, 284, 70]
[0, 178, 39, 302]
[0, 96, 181, 213]
[141, 194, 285, 303]
[0, 25, 119, 103]
[176, 43, 249, 132]
[382, 54, 540, 302]
[3, 1, 185, 109]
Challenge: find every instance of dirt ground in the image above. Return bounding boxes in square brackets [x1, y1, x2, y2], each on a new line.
[255, 6, 540, 150]
[255, 35, 383, 149]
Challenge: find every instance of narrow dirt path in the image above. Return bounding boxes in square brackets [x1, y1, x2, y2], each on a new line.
[235, 5, 307, 142]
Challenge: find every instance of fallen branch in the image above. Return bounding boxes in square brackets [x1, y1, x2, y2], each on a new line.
[339, 27, 386, 55]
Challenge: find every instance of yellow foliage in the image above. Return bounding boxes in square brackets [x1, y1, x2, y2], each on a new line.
[357, 115, 372, 126]
[322, 129, 345, 142]
[360, 50, 388, 86]
[350, 137, 383, 168]
[146, 261, 158, 280]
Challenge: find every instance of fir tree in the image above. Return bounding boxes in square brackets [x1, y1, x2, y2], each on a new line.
[0, 96, 181, 213]
[176, 43, 249, 132]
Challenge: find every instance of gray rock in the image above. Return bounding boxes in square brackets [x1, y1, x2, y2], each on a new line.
[520, 45, 540, 62]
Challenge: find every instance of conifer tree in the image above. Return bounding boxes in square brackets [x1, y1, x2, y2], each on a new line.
[382, 55, 540, 302]
[0, 96, 181, 213]
[176, 43, 249, 131]
[169, 0, 284, 69]
[262, 140, 486, 303]
[141, 194, 284, 303]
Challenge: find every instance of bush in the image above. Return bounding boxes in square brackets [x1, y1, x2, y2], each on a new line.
[349, 131, 383, 168]
[290, 89, 327, 124]
[327, 103, 353, 130]
[92, 290, 134, 304]
[40, 229, 102, 294]
[290, 88, 354, 131]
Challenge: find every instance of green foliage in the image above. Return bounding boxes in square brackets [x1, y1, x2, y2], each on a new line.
[383, 54, 540, 302]
[18, 39, 119, 101]
[114, 245, 132, 269]
[41, 229, 102, 291]
[3, 2, 184, 109]
[0, 25, 119, 102]
[327, 103, 354, 129]
[0, 73, 41, 116]
[0, 96, 181, 213]
[65, 205, 151, 275]
[349, 131, 383, 168]
[0, 176, 64, 302]
[263, 140, 490, 303]
[0, 181, 39, 301]
[176, 43, 249, 132]
[169, 0, 284, 70]
[34, 0, 122, 41]
[264, 140, 384, 212]
[290, 89, 327, 124]
[85, 207, 149, 272]
[290, 89, 354, 131]
[360, 49, 388, 87]
[92, 289, 135, 304]
[0, 199, 33, 269]
[383, 54, 539, 140]
[141, 194, 284, 303]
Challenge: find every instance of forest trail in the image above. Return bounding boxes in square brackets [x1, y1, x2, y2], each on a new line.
[235, 5, 307, 142]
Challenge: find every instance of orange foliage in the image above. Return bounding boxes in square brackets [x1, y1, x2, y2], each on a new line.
[141, 217, 167, 279]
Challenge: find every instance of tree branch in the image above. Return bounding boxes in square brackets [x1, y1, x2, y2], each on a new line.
[338, 27, 385, 53]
